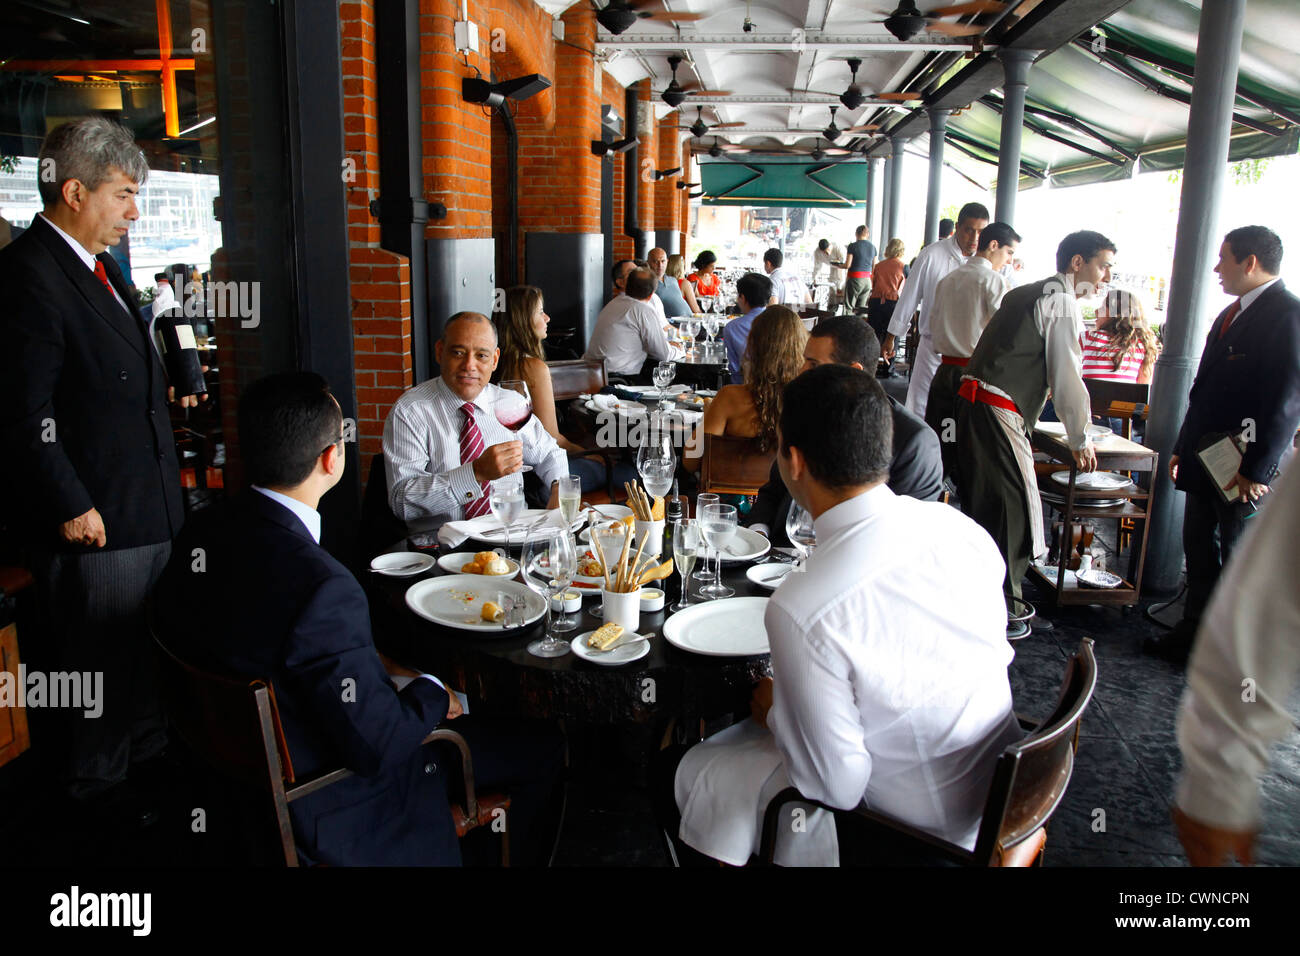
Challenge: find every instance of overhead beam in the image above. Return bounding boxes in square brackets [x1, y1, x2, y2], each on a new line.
[980, 94, 1124, 166]
[679, 94, 913, 107]
[598, 34, 989, 54]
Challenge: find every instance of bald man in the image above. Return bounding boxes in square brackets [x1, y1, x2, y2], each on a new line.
[649, 247, 692, 317]
[383, 312, 568, 534]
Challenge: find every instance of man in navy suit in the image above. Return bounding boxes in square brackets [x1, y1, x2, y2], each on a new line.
[1150, 226, 1300, 661]
[158, 373, 563, 864]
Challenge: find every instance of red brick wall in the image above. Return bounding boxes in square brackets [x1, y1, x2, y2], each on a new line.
[604, 74, 633, 262]
[655, 115, 682, 236]
[636, 83, 656, 239]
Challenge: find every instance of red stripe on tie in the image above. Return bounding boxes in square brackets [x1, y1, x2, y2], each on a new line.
[460, 403, 492, 518]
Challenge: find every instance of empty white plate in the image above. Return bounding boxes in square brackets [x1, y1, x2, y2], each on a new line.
[663, 596, 770, 657]
[746, 563, 793, 591]
[370, 552, 436, 577]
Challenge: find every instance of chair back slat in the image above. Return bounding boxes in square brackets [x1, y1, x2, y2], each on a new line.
[548, 359, 608, 401]
[700, 433, 775, 497]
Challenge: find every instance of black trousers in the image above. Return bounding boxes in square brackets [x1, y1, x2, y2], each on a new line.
[925, 363, 964, 483]
[1180, 488, 1254, 625]
[867, 299, 897, 373]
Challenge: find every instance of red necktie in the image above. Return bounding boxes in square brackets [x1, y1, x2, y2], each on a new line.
[459, 403, 493, 518]
[93, 259, 115, 296]
[1217, 299, 1241, 339]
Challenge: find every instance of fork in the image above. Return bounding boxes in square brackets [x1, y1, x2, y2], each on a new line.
[587, 635, 650, 654]
[371, 560, 426, 573]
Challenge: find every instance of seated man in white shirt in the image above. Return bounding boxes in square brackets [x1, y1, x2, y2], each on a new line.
[763, 247, 811, 306]
[584, 266, 683, 378]
[383, 311, 568, 535]
[670, 364, 1022, 866]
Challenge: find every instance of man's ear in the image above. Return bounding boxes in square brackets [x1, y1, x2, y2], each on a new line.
[60, 178, 83, 211]
[787, 444, 807, 483]
[490, 346, 500, 371]
[322, 441, 344, 478]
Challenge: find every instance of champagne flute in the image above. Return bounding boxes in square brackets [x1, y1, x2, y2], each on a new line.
[495, 380, 534, 473]
[693, 493, 719, 581]
[522, 528, 577, 658]
[700, 503, 737, 599]
[558, 474, 582, 525]
[671, 518, 701, 611]
[489, 472, 526, 556]
[785, 502, 817, 572]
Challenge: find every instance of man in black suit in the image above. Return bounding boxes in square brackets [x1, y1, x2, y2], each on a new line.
[747, 316, 944, 546]
[1149, 226, 1300, 661]
[157, 372, 563, 865]
[0, 117, 202, 819]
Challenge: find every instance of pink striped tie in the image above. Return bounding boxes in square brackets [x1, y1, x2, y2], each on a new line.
[459, 403, 492, 518]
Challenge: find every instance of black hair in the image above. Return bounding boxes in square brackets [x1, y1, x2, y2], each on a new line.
[809, 315, 878, 369]
[611, 259, 637, 284]
[154, 273, 169, 282]
[764, 248, 783, 268]
[238, 372, 342, 488]
[692, 250, 717, 270]
[938, 218, 955, 238]
[818, 239, 829, 252]
[957, 203, 989, 224]
[736, 272, 773, 309]
[1224, 225, 1283, 275]
[977, 221, 1022, 252]
[855, 225, 868, 238]
[1056, 230, 1117, 273]
[625, 267, 658, 300]
[780, 365, 892, 489]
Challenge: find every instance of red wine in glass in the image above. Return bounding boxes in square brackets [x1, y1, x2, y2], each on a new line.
[496, 380, 534, 472]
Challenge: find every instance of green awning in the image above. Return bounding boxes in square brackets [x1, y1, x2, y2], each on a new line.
[701, 160, 867, 209]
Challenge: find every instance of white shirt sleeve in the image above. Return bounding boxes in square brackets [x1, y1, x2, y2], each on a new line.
[1037, 294, 1093, 452]
[1176, 466, 1300, 830]
[383, 403, 483, 521]
[641, 306, 684, 363]
[888, 251, 928, 338]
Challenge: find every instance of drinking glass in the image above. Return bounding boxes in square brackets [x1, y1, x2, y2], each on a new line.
[558, 475, 582, 525]
[652, 361, 676, 410]
[522, 528, 577, 658]
[703, 315, 721, 345]
[693, 493, 719, 580]
[680, 319, 700, 356]
[785, 502, 817, 571]
[700, 503, 737, 599]
[489, 472, 526, 555]
[671, 518, 701, 611]
[496, 380, 534, 473]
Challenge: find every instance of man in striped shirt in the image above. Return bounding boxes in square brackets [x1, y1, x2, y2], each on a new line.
[383, 312, 568, 535]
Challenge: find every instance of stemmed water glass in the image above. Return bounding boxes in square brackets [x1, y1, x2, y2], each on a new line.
[693, 492, 719, 581]
[679, 318, 700, 356]
[521, 527, 577, 658]
[698, 295, 714, 315]
[636, 426, 677, 500]
[700, 503, 737, 599]
[785, 502, 817, 571]
[703, 315, 721, 349]
[496, 380, 534, 473]
[652, 361, 676, 412]
[489, 472, 525, 555]
[671, 517, 701, 611]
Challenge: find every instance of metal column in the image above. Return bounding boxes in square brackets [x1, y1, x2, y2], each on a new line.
[1144, 0, 1249, 594]
[885, 136, 905, 245]
[995, 49, 1035, 224]
[923, 108, 951, 245]
[868, 156, 884, 243]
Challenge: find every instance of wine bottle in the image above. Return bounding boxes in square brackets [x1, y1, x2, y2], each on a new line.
[154, 307, 207, 398]
[663, 479, 683, 559]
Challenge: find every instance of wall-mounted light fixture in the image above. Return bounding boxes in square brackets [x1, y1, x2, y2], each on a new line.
[591, 136, 640, 156]
[462, 72, 551, 109]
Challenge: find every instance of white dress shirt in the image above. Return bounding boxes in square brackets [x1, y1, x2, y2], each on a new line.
[383, 377, 568, 533]
[929, 256, 1010, 358]
[584, 294, 683, 375]
[1176, 463, 1300, 830]
[39, 212, 134, 317]
[767, 266, 807, 305]
[890, 235, 969, 417]
[677, 485, 1022, 864]
[1234, 276, 1280, 320]
[812, 249, 833, 284]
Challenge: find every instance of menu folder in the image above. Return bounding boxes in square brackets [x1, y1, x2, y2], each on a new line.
[1195, 431, 1246, 503]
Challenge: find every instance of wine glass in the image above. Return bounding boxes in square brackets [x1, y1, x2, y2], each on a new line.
[700, 503, 737, 599]
[671, 517, 701, 611]
[699, 295, 714, 315]
[521, 527, 577, 658]
[703, 315, 721, 346]
[489, 472, 526, 555]
[496, 380, 534, 473]
[652, 361, 676, 410]
[680, 318, 700, 356]
[637, 427, 677, 501]
[557, 474, 582, 525]
[785, 502, 817, 571]
[693, 493, 719, 581]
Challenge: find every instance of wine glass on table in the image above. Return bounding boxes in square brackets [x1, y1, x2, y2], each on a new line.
[671, 517, 701, 611]
[700, 503, 737, 599]
[693, 493, 719, 581]
[703, 315, 722, 355]
[680, 318, 700, 357]
[636, 427, 677, 500]
[495, 380, 534, 473]
[699, 295, 714, 316]
[489, 472, 526, 556]
[652, 361, 676, 413]
[785, 502, 817, 572]
[521, 527, 577, 658]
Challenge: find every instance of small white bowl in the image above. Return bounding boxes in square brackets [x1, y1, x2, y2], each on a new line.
[639, 588, 665, 612]
[550, 590, 583, 613]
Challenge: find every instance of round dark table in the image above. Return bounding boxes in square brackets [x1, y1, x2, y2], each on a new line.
[367, 541, 776, 732]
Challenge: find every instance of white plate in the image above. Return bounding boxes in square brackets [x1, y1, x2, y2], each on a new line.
[458, 510, 582, 545]
[404, 575, 546, 632]
[746, 562, 793, 591]
[586, 503, 634, 522]
[370, 552, 437, 577]
[1049, 470, 1132, 491]
[710, 526, 771, 563]
[622, 384, 689, 397]
[1077, 568, 1124, 589]
[663, 596, 770, 657]
[571, 630, 651, 667]
[1035, 421, 1113, 441]
[436, 552, 520, 576]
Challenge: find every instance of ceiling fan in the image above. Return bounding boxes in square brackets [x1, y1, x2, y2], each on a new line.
[593, 0, 704, 36]
[679, 106, 745, 139]
[804, 60, 924, 107]
[869, 1, 1007, 42]
[659, 56, 731, 109]
[799, 106, 879, 143]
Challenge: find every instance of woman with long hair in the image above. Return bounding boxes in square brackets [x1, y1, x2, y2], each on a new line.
[688, 250, 721, 300]
[494, 286, 608, 490]
[867, 238, 906, 374]
[691, 306, 807, 469]
[666, 253, 702, 313]
[1082, 288, 1160, 384]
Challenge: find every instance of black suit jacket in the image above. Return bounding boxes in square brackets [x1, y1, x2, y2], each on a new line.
[1173, 280, 1300, 497]
[0, 216, 182, 551]
[157, 492, 459, 865]
[748, 397, 944, 545]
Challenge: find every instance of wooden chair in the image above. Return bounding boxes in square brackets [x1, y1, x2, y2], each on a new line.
[699, 433, 776, 497]
[1084, 379, 1149, 441]
[546, 358, 624, 503]
[153, 631, 511, 866]
[758, 637, 1097, 866]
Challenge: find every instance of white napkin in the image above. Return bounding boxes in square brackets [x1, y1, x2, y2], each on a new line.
[438, 509, 570, 550]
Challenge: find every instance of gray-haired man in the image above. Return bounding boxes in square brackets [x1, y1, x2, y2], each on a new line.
[0, 117, 199, 824]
